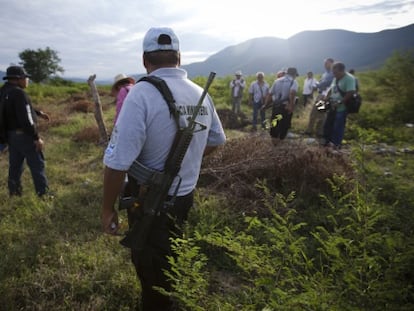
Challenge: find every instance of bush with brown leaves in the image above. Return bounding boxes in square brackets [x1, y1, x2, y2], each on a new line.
[199, 135, 355, 214]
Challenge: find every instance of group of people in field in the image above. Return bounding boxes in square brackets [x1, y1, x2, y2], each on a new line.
[1, 25, 358, 310]
[229, 57, 359, 150]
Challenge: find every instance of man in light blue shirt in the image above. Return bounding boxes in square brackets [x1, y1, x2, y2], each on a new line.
[305, 58, 334, 137]
[266, 67, 299, 145]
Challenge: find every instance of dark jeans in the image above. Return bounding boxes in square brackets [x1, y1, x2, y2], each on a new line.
[302, 94, 312, 106]
[323, 109, 347, 147]
[323, 109, 336, 144]
[127, 189, 194, 311]
[269, 103, 292, 140]
[7, 131, 48, 196]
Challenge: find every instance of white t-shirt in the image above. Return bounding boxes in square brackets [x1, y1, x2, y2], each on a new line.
[104, 67, 226, 196]
[302, 77, 318, 95]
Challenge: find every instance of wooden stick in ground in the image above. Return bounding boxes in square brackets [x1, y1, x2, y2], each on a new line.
[87, 74, 108, 145]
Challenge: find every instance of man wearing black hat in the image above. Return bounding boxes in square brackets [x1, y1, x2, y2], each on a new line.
[265, 67, 299, 145]
[0, 65, 49, 196]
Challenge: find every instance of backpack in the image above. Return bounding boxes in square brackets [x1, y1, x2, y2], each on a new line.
[335, 80, 362, 114]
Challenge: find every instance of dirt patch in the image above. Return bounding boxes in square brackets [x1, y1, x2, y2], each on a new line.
[216, 109, 250, 129]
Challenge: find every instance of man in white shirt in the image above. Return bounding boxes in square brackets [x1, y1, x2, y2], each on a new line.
[248, 72, 269, 130]
[302, 71, 318, 107]
[101, 27, 226, 311]
[229, 70, 246, 114]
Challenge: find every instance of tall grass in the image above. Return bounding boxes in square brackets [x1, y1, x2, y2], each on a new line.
[1, 60, 414, 310]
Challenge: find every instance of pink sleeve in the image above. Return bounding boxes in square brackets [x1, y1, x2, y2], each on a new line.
[114, 86, 130, 123]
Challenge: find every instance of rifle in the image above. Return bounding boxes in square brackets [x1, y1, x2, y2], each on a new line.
[119, 72, 216, 250]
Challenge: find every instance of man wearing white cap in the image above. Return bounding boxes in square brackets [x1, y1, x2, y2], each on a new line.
[229, 70, 246, 114]
[101, 27, 226, 310]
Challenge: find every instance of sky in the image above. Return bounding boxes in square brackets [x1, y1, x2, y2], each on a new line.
[0, 0, 413, 80]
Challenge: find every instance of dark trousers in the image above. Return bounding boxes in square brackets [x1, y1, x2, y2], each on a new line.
[323, 109, 336, 144]
[127, 189, 193, 311]
[7, 131, 48, 196]
[302, 94, 312, 106]
[269, 103, 292, 140]
[323, 109, 347, 147]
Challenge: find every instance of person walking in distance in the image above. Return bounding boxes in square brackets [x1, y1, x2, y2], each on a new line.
[248, 71, 269, 131]
[1, 65, 50, 197]
[229, 70, 245, 114]
[101, 27, 226, 311]
[305, 58, 334, 137]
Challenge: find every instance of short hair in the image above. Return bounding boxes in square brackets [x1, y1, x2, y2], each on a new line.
[332, 62, 346, 72]
[256, 71, 264, 77]
[325, 58, 334, 63]
[143, 50, 180, 66]
[349, 69, 355, 74]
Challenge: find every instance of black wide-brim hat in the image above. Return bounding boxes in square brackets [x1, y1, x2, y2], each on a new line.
[3, 66, 31, 80]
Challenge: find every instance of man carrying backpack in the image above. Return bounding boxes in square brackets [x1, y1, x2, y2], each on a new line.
[1, 65, 49, 197]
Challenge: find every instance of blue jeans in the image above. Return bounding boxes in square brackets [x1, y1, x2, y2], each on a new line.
[252, 101, 265, 128]
[7, 131, 48, 196]
[323, 110, 347, 147]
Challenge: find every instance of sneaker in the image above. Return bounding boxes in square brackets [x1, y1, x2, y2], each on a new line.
[38, 190, 55, 200]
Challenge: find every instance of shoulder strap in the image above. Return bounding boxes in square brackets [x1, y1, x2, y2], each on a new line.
[335, 79, 346, 97]
[137, 76, 180, 128]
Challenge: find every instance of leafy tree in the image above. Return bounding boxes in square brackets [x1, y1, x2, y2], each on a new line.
[18, 47, 64, 83]
[379, 49, 414, 122]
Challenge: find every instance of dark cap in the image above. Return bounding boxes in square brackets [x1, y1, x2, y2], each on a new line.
[287, 67, 299, 77]
[3, 66, 31, 80]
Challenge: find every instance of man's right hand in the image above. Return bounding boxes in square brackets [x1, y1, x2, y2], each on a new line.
[34, 138, 44, 152]
[101, 209, 119, 235]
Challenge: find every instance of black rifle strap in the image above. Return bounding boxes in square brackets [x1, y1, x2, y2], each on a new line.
[335, 79, 346, 97]
[138, 76, 180, 128]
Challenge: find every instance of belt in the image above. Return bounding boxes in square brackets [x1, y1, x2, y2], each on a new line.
[9, 129, 24, 134]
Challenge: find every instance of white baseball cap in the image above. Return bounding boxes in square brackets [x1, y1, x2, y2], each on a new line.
[143, 27, 180, 53]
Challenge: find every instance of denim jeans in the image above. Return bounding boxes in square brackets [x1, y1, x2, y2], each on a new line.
[7, 131, 48, 196]
[252, 101, 265, 128]
[323, 109, 347, 147]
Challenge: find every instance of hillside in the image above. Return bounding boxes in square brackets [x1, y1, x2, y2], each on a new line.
[182, 23, 414, 77]
[2, 24, 413, 83]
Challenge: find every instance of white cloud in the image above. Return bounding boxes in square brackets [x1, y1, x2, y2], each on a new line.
[0, 0, 412, 79]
